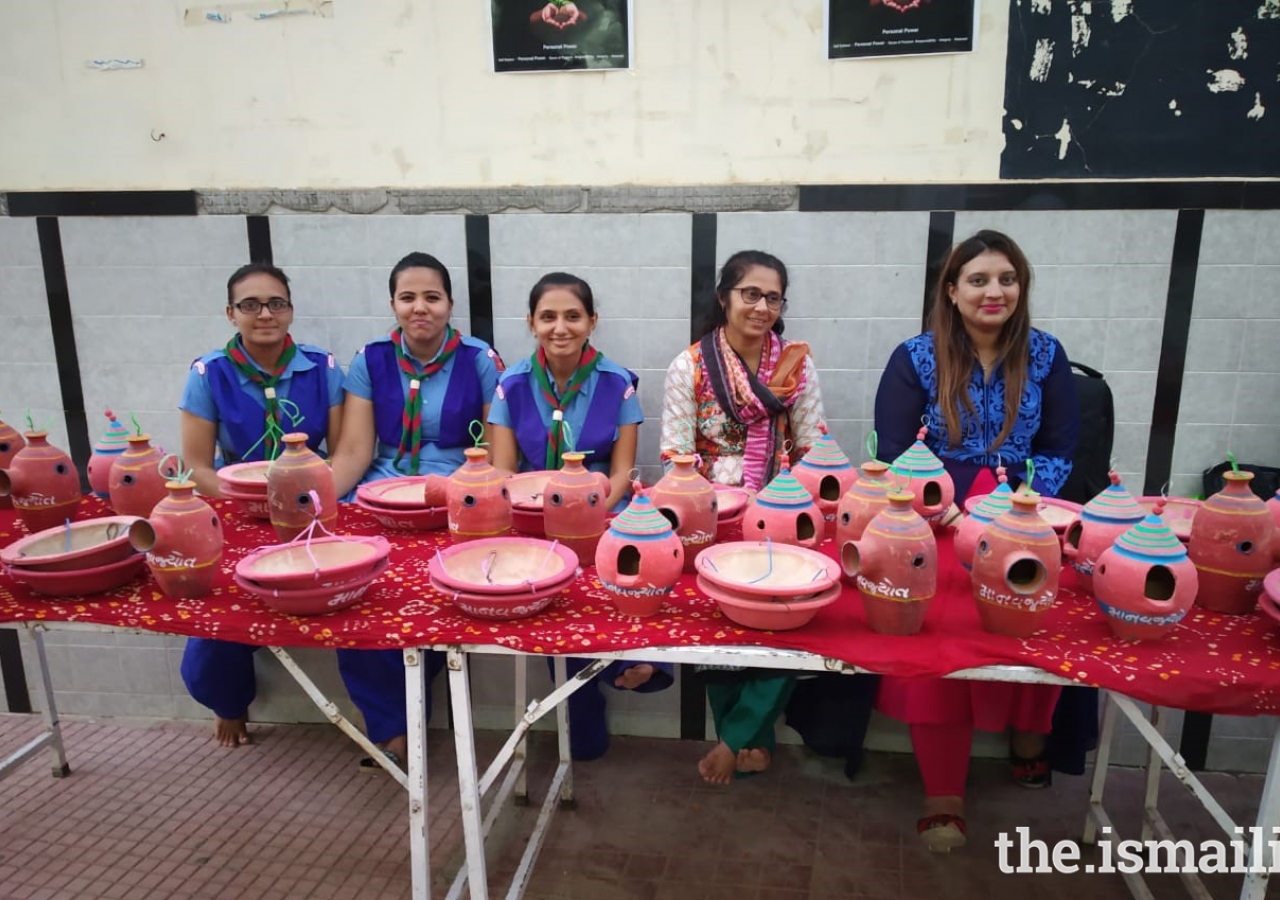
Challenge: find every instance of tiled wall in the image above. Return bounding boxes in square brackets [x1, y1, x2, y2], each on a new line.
[3, 206, 1280, 774]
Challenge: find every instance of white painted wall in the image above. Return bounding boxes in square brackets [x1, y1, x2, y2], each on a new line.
[0, 0, 1010, 190]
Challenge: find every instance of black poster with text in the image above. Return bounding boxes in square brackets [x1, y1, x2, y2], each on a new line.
[828, 0, 977, 60]
[491, 0, 632, 73]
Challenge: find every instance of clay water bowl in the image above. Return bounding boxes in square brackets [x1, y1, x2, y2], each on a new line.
[695, 574, 840, 631]
[506, 471, 555, 509]
[1260, 569, 1280, 630]
[356, 476, 437, 510]
[1, 516, 141, 572]
[429, 574, 568, 620]
[964, 493, 1080, 535]
[430, 537, 579, 596]
[234, 558, 389, 616]
[694, 540, 840, 601]
[1137, 496, 1200, 542]
[713, 485, 750, 520]
[236, 536, 391, 590]
[217, 461, 271, 495]
[5, 552, 147, 597]
[354, 497, 448, 531]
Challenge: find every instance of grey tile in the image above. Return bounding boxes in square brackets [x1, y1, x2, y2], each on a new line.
[1113, 210, 1178, 265]
[1184, 318, 1245, 373]
[825, 420, 874, 463]
[0, 218, 41, 267]
[0, 267, 50, 317]
[492, 317, 535, 362]
[1037, 318, 1109, 367]
[363, 215, 468, 268]
[271, 215, 369, 267]
[1171, 423, 1229, 477]
[953, 210, 1123, 266]
[1177, 372, 1241, 425]
[0, 316, 58, 363]
[0, 362, 61, 415]
[1103, 318, 1163, 372]
[1240, 320, 1280, 375]
[1211, 715, 1280, 739]
[1192, 265, 1253, 319]
[785, 265, 872, 319]
[282, 266, 382, 319]
[616, 266, 688, 320]
[1106, 265, 1171, 320]
[639, 319, 693, 371]
[119, 649, 177, 695]
[60, 217, 247, 268]
[1026, 264, 1063, 318]
[873, 212, 932, 265]
[1199, 211, 1261, 266]
[1227, 424, 1280, 465]
[1055, 266, 1114, 319]
[1252, 213, 1280, 264]
[490, 266, 538, 318]
[800, 318, 871, 373]
[1111, 423, 1151, 476]
[1248, 266, 1280, 318]
[816, 369, 868, 421]
[66, 648, 125, 693]
[1167, 472, 1202, 497]
[1104, 371, 1157, 424]
[65, 265, 232, 318]
[865, 320, 920, 370]
[717, 212, 878, 266]
[636, 376, 665, 420]
[1205, 737, 1274, 773]
[491, 214, 689, 268]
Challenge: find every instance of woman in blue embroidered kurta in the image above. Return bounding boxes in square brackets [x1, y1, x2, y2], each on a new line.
[487, 272, 672, 761]
[872, 230, 1081, 853]
[178, 263, 345, 748]
[328, 251, 501, 771]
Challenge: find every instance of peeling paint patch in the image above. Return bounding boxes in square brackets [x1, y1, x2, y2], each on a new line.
[1054, 117, 1073, 159]
[85, 58, 144, 70]
[1070, 5, 1092, 57]
[1168, 99, 1183, 117]
[183, 0, 332, 25]
[1247, 92, 1266, 119]
[1207, 68, 1246, 92]
[1110, 0, 1132, 22]
[1031, 0, 1053, 14]
[1229, 28, 1248, 60]
[1030, 39, 1055, 81]
[1011, 118, 1025, 130]
[1258, 0, 1280, 19]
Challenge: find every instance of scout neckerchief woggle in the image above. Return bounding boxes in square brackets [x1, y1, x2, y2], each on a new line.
[392, 324, 462, 475]
[531, 342, 599, 470]
[224, 334, 298, 459]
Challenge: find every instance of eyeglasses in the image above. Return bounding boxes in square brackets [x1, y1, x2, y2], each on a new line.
[232, 298, 292, 315]
[732, 287, 786, 311]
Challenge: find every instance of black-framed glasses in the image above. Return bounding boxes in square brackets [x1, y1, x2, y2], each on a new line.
[732, 287, 786, 311]
[232, 298, 292, 315]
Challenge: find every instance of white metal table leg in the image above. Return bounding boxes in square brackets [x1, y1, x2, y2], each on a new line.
[514, 656, 527, 803]
[1239, 718, 1280, 900]
[1140, 706, 1167, 843]
[405, 648, 430, 900]
[552, 655, 572, 806]
[32, 628, 70, 778]
[1084, 690, 1120, 845]
[449, 646, 489, 900]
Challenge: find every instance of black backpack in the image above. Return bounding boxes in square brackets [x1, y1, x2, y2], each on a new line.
[1203, 461, 1280, 501]
[1058, 361, 1114, 505]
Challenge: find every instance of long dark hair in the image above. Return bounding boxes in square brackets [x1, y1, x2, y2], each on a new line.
[696, 250, 788, 338]
[930, 229, 1033, 450]
[389, 252, 453, 298]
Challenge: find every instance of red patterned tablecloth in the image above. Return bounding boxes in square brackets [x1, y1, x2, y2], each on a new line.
[2, 497, 1279, 716]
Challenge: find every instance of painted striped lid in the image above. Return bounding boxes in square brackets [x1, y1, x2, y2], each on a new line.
[609, 495, 676, 538]
[755, 467, 817, 509]
[890, 440, 946, 479]
[972, 482, 1015, 522]
[94, 411, 131, 455]
[1114, 514, 1188, 563]
[796, 432, 853, 472]
[1082, 475, 1146, 524]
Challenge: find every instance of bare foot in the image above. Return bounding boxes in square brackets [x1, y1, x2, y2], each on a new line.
[214, 716, 250, 748]
[735, 747, 771, 773]
[697, 741, 736, 785]
[614, 663, 655, 690]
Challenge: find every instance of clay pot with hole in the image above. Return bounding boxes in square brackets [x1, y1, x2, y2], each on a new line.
[840, 490, 936, 635]
[0, 431, 82, 532]
[266, 432, 337, 542]
[108, 435, 178, 519]
[446, 447, 512, 543]
[130, 481, 223, 599]
[1093, 515, 1197, 641]
[1188, 470, 1275, 615]
[649, 454, 716, 573]
[594, 495, 684, 617]
[971, 493, 1061, 638]
[742, 465, 824, 549]
[791, 431, 856, 524]
[542, 452, 611, 562]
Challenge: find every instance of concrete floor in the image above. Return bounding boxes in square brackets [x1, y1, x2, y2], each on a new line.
[0, 714, 1276, 900]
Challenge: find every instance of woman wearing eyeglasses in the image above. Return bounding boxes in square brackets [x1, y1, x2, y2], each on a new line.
[178, 262, 346, 748]
[327, 251, 502, 773]
[486, 272, 672, 761]
[660, 250, 828, 785]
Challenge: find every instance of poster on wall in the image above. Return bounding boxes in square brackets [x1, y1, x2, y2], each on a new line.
[490, 0, 632, 73]
[826, 0, 977, 60]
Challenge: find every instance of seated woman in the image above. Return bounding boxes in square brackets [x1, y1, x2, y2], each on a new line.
[329, 251, 502, 770]
[872, 229, 1080, 852]
[487, 272, 673, 761]
[660, 250, 827, 785]
[178, 262, 345, 747]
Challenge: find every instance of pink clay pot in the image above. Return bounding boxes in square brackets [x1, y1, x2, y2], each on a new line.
[1061, 474, 1147, 595]
[955, 483, 1016, 571]
[594, 495, 684, 617]
[0, 415, 26, 510]
[889, 429, 955, 526]
[130, 481, 224, 599]
[791, 431, 857, 524]
[108, 435, 178, 519]
[971, 493, 1062, 638]
[542, 453, 611, 563]
[840, 491, 936, 636]
[87, 412, 130, 498]
[1188, 471, 1275, 615]
[742, 465, 825, 549]
[650, 454, 717, 574]
[446, 447, 512, 542]
[835, 460, 892, 550]
[267, 433, 337, 542]
[0, 431, 82, 533]
[1093, 515, 1198, 641]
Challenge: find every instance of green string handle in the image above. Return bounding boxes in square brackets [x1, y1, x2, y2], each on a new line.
[1227, 450, 1239, 474]
[25, 408, 35, 431]
[469, 420, 486, 448]
[158, 453, 194, 484]
[1025, 458, 1035, 492]
[865, 430, 879, 464]
[130, 411, 143, 436]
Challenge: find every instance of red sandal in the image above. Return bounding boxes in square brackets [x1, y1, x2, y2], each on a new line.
[916, 813, 967, 853]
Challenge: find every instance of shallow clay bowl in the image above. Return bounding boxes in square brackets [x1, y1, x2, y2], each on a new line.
[715, 509, 746, 543]
[696, 574, 839, 631]
[354, 498, 448, 531]
[1, 516, 141, 572]
[1037, 497, 1082, 534]
[6, 552, 147, 597]
[430, 537, 579, 595]
[1137, 496, 1200, 541]
[1260, 570, 1280, 629]
[356, 477, 436, 510]
[234, 558, 388, 616]
[429, 575, 564, 620]
[694, 541, 840, 600]
[506, 471, 555, 509]
[511, 506, 546, 538]
[221, 487, 272, 520]
[217, 461, 271, 494]
[713, 485, 750, 520]
[236, 536, 391, 589]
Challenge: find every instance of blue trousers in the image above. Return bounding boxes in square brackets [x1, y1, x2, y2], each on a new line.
[181, 638, 258, 720]
[336, 648, 446, 744]
[549, 658, 674, 761]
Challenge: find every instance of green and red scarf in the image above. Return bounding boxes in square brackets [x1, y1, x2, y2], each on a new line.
[530, 343, 599, 470]
[224, 334, 298, 459]
[392, 324, 462, 474]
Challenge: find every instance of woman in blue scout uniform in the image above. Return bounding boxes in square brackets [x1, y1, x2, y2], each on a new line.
[487, 272, 672, 761]
[329, 251, 501, 771]
[178, 263, 346, 747]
